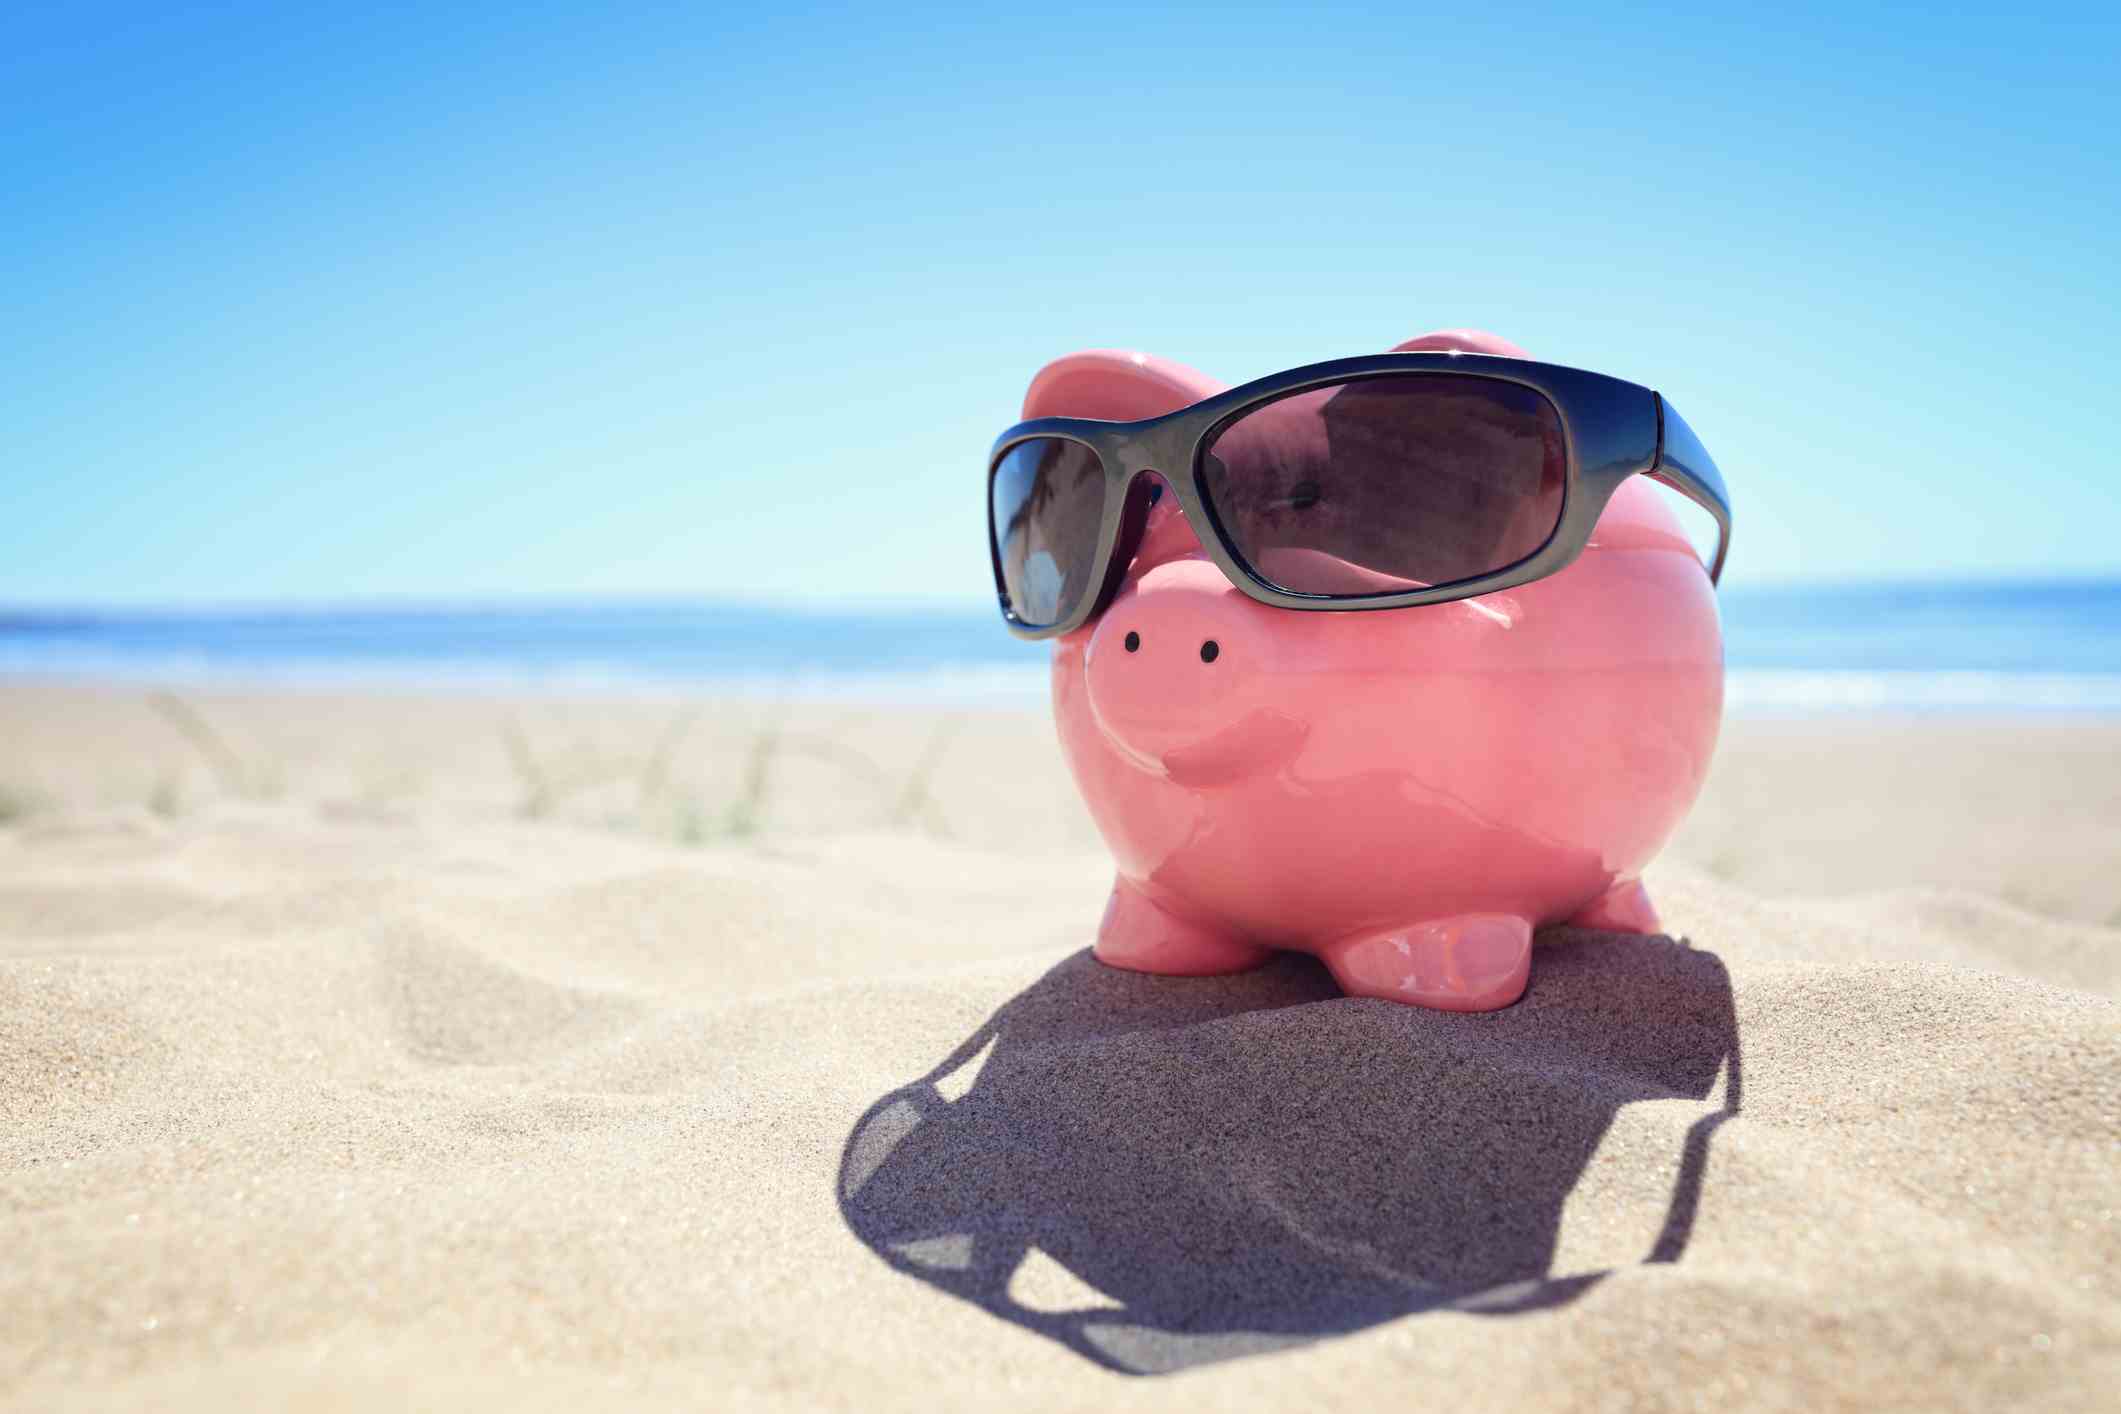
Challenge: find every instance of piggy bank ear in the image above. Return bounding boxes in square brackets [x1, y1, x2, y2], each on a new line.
[1391, 329, 1532, 358]
[1021, 350, 1226, 421]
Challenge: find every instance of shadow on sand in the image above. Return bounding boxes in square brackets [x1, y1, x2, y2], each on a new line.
[837, 933, 1741, 1375]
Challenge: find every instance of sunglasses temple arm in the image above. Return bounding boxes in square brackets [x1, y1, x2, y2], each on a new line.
[1649, 394, 1732, 585]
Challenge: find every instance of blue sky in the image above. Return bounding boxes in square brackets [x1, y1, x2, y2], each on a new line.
[3, 2, 2115, 607]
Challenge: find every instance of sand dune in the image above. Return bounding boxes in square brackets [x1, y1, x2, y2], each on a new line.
[2, 683, 2116, 1409]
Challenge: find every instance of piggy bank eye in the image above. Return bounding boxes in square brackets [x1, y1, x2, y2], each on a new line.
[1288, 480, 1322, 511]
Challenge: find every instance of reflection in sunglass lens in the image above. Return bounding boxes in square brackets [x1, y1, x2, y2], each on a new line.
[1198, 374, 1565, 596]
[990, 437, 1107, 627]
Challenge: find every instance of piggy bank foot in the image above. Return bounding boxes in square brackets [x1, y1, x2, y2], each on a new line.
[1566, 879, 1662, 934]
[1093, 880, 1272, 976]
[1321, 915, 1532, 1012]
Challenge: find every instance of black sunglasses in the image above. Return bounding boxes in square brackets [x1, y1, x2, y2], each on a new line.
[987, 351, 1729, 640]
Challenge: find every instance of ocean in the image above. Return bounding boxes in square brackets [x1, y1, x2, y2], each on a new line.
[3, 579, 2119, 713]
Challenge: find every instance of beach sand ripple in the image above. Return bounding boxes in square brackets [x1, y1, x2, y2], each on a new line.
[1, 686, 2117, 1410]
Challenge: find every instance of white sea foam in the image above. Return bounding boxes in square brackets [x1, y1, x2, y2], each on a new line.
[0, 645, 1058, 705]
[7, 644, 2121, 715]
[1724, 670, 2121, 713]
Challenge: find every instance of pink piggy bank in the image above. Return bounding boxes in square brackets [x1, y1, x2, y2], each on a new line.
[1037, 330, 1725, 1012]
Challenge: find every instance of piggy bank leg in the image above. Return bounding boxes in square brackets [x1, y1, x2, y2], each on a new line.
[1321, 915, 1532, 1011]
[1566, 879, 1662, 934]
[1094, 879, 1272, 976]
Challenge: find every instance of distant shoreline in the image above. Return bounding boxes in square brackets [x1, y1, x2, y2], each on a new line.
[5, 663, 2121, 716]
[3, 579, 2119, 713]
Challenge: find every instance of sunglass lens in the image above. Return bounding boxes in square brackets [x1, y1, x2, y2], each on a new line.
[990, 437, 1107, 629]
[1198, 374, 1565, 596]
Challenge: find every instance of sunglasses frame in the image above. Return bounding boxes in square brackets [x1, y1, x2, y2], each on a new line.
[988, 350, 1730, 640]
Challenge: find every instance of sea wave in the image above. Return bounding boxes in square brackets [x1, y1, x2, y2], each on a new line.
[1724, 670, 2121, 713]
[0, 641, 1047, 704]
[6, 641, 2121, 714]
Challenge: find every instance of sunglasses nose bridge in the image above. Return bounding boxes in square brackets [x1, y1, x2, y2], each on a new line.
[1106, 468, 1165, 561]
[1121, 466, 1169, 506]
[1112, 418, 1187, 499]
[1111, 411, 1195, 481]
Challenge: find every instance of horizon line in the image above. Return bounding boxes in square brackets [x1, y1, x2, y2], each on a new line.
[4, 570, 2120, 626]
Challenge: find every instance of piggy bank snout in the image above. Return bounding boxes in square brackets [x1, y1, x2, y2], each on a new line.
[1084, 560, 1271, 770]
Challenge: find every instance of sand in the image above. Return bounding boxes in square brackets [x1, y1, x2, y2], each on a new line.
[1, 681, 2116, 1410]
